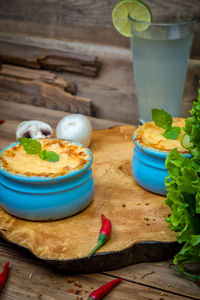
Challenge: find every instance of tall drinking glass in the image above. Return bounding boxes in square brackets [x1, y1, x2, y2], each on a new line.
[129, 8, 197, 124]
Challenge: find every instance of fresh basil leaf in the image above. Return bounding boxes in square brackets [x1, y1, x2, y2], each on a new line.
[152, 108, 173, 130]
[19, 137, 42, 154]
[39, 150, 59, 162]
[163, 126, 181, 140]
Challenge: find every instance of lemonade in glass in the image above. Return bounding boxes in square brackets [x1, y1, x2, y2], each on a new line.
[112, 1, 197, 123]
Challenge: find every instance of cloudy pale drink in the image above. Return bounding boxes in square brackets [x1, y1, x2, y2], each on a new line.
[131, 32, 193, 123]
[131, 29, 194, 123]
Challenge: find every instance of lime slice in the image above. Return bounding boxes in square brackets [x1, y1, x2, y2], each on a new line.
[112, 0, 152, 37]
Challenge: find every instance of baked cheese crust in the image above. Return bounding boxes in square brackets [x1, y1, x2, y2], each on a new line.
[134, 118, 189, 153]
[0, 139, 91, 177]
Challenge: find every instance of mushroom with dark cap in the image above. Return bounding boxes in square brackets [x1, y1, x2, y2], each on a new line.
[16, 120, 53, 139]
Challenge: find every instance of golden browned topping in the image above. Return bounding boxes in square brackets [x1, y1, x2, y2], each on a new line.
[134, 118, 189, 153]
[0, 139, 91, 177]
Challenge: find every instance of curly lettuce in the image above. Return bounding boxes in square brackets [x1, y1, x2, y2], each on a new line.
[165, 90, 200, 268]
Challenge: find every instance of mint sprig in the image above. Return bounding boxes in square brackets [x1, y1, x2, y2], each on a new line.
[40, 150, 59, 162]
[18, 138, 42, 154]
[163, 126, 181, 140]
[152, 109, 181, 140]
[152, 108, 172, 130]
[19, 138, 59, 162]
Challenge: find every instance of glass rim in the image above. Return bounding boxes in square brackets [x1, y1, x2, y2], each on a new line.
[128, 12, 197, 27]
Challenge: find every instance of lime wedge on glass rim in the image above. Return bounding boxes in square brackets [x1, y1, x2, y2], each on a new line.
[112, 0, 152, 37]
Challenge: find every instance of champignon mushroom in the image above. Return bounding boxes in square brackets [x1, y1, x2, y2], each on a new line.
[56, 114, 93, 147]
[16, 120, 53, 140]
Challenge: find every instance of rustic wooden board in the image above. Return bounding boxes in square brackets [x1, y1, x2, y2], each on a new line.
[1, 241, 199, 300]
[1, 241, 194, 300]
[0, 64, 92, 115]
[0, 64, 77, 95]
[0, 100, 126, 136]
[0, 40, 100, 76]
[0, 37, 199, 125]
[0, 0, 199, 58]
[106, 261, 200, 299]
[0, 125, 179, 272]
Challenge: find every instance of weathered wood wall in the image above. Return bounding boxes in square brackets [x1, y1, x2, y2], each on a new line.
[0, 0, 199, 56]
[0, 0, 199, 124]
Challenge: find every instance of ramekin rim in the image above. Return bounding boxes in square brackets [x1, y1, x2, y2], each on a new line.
[0, 139, 93, 182]
[132, 131, 191, 158]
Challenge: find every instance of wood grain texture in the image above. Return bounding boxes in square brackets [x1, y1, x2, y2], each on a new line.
[0, 40, 100, 76]
[0, 0, 199, 58]
[105, 260, 200, 299]
[0, 36, 199, 125]
[1, 40, 199, 126]
[0, 241, 193, 300]
[0, 100, 126, 136]
[0, 65, 92, 115]
[0, 126, 178, 272]
[0, 104, 199, 299]
[0, 64, 77, 94]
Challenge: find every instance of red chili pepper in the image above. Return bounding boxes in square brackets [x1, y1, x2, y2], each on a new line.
[0, 262, 9, 291]
[0, 120, 5, 124]
[87, 278, 122, 300]
[88, 214, 112, 257]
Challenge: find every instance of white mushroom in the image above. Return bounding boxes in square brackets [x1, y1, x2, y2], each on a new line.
[56, 114, 93, 147]
[16, 120, 53, 139]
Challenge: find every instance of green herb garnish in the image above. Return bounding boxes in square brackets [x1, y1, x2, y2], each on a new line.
[162, 126, 181, 140]
[152, 108, 181, 140]
[18, 137, 42, 154]
[19, 138, 59, 162]
[152, 108, 172, 130]
[39, 150, 59, 162]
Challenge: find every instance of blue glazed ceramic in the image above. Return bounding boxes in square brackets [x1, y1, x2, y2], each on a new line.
[132, 132, 191, 195]
[0, 141, 94, 221]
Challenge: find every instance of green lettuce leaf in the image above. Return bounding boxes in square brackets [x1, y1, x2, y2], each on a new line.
[184, 90, 200, 150]
[165, 148, 200, 267]
[173, 237, 200, 265]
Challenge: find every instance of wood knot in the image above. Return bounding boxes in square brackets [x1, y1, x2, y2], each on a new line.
[118, 161, 132, 176]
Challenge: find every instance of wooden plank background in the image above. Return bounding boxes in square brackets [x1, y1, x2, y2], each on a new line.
[0, 0, 199, 125]
[0, 0, 199, 55]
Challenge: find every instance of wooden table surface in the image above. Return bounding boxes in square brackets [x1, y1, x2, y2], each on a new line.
[0, 100, 199, 300]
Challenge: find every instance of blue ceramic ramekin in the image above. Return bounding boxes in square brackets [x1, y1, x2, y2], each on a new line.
[132, 132, 191, 195]
[0, 141, 94, 221]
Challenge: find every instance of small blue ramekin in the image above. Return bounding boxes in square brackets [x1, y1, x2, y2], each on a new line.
[0, 141, 94, 221]
[132, 132, 191, 195]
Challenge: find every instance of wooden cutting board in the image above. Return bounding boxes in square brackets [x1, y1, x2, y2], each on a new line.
[0, 126, 179, 272]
